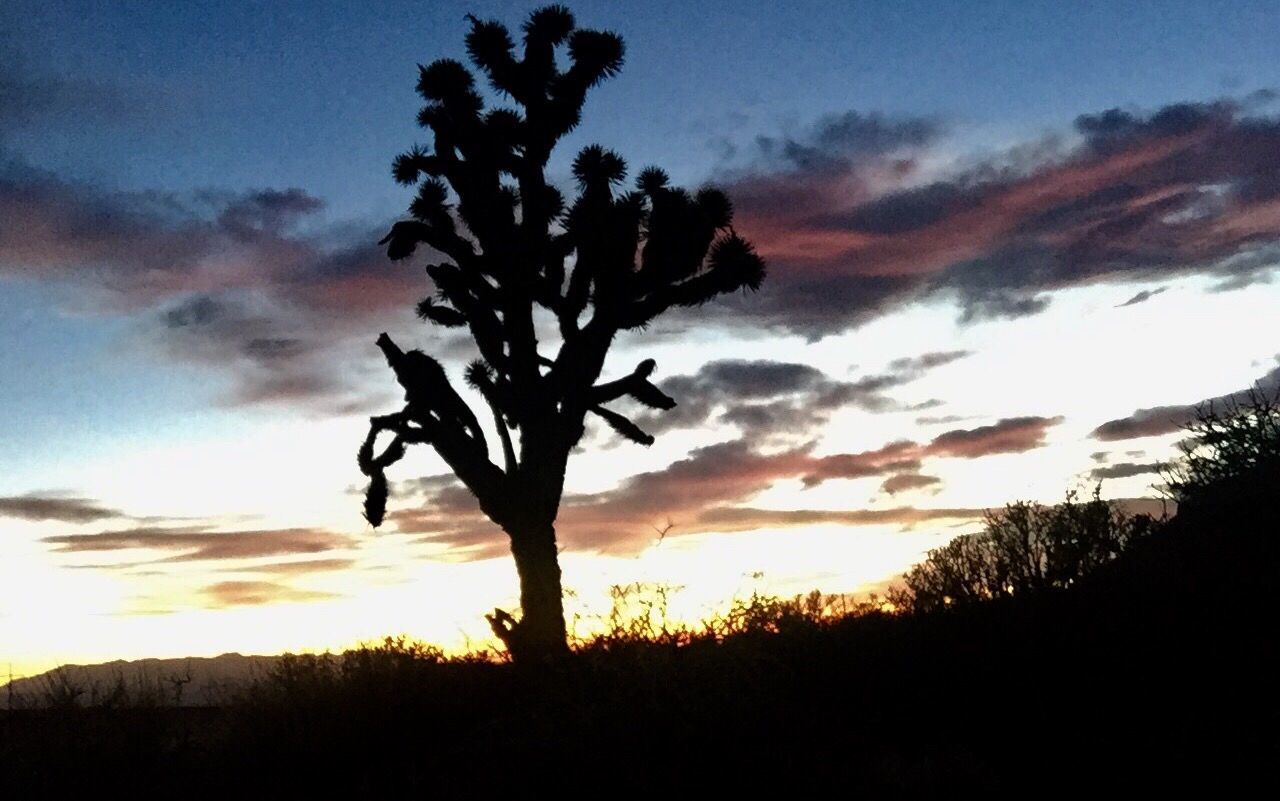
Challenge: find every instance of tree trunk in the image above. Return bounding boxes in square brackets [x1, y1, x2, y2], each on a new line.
[496, 517, 568, 661]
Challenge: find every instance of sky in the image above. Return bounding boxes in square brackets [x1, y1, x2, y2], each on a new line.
[3, 0, 1280, 678]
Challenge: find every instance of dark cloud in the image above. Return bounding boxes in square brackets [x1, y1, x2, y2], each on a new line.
[716, 96, 1280, 338]
[803, 416, 1062, 486]
[43, 526, 352, 562]
[927, 416, 1063, 458]
[1091, 359, 1280, 440]
[1074, 102, 1230, 155]
[0, 160, 420, 412]
[880, 473, 942, 495]
[1091, 404, 1197, 441]
[214, 188, 326, 240]
[751, 110, 943, 174]
[164, 295, 225, 329]
[907, 398, 946, 412]
[0, 492, 122, 523]
[956, 290, 1052, 323]
[916, 414, 972, 426]
[391, 414, 1052, 555]
[886, 350, 970, 373]
[640, 359, 837, 438]
[394, 439, 844, 554]
[1117, 287, 1167, 307]
[1089, 462, 1163, 480]
[241, 337, 309, 363]
[548, 440, 818, 552]
[643, 351, 970, 440]
[152, 290, 379, 412]
[202, 581, 338, 608]
[393, 439, 982, 556]
[801, 440, 924, 487]
[693, 360, 827, 397]
[833, 181, 970, 236]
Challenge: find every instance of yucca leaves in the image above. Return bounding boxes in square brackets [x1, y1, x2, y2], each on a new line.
[572, 144, 627, 189]
[590, 405, 654, 447]
[363, 472, 388, 527]
[415, 297, 466, 327]
[707, 233, 767, 292]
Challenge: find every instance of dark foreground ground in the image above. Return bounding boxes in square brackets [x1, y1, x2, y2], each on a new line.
[3, 487, 1277, 796]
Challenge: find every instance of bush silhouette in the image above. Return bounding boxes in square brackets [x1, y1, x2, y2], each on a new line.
[1162, 387, 1280, 509]
[889, 487, 1159, 613]
[357, 5, 765, 661]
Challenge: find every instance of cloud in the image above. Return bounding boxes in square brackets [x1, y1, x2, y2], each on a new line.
[213, 188, 326, 239]
[880, 473, 942, 495]
[801, 440, 924, 487]
[217, 558, 356, 576]
[749, 110, 943, 174]
[886, 350, 970, 373]
[0, 160, 421, 412]
[1117, 287, 1167, 307]
[43, 526, 352, 562]
[1089, 462, 1163, 480]
[926, 415, 1063, 458]
[390, 415, 1050, 555]
[692, 505, 982, 532]
[393, 440, 824, 555]
[802, 416, 1063, 486]
[716, 96, 1280, 338]
[0, 492, 123, 523]
[916, 413, 973, 426]
[393, 453, 983, 556]
[1090, 405, 1198, 441]
[1091, 358, 1280, 440]
[202, 581, 338, 608]
[641, 350, 971, 440]
[163, 295, 225, 329]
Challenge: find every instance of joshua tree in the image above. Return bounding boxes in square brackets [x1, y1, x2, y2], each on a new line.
[358, 5, 765, 661]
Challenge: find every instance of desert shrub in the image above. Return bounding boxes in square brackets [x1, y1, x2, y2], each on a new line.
[890, 487, 1159, 613]
[1162, 387, 1280, 506]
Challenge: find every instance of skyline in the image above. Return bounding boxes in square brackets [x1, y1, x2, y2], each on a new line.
[4, 0, 1280, 676]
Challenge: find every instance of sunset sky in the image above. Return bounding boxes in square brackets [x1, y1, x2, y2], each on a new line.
[3, 0, 1280, 678]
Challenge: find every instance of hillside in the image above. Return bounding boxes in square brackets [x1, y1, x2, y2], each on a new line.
[3, 473, 1276, 794]
[3, 653, 279, 707]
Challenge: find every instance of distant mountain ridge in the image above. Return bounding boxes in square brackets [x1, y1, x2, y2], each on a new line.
[3, 653, 282, 707]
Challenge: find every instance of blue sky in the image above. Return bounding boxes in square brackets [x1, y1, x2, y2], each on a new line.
[3, 1, 1280, 673]
[7, 1, 1280, 203]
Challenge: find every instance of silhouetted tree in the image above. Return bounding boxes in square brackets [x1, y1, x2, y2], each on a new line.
[1162, 387, 1280, 508]
[357, 6, 765, 661]
[890, 488, 1158, 613]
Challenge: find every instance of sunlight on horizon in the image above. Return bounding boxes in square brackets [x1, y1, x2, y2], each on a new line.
[5, 274, 1278, 679]
[4, 0, 1280, 681]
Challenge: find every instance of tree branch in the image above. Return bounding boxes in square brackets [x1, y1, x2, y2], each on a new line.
[379, 220, 482, 273]
[466, 361, 519, 476]
[589, 359, 676, 410]
[372, 334, 511, 520]
[590, 404, 654, 446]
